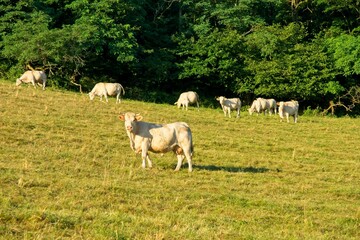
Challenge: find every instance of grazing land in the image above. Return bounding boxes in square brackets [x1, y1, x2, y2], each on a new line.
[0, 80, 359, 239]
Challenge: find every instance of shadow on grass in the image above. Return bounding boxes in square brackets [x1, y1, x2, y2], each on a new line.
[194, 165, 270, 173]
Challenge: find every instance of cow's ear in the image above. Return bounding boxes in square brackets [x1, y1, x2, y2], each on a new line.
[135, 114, 143, 121]
[118, 114, 125, 121]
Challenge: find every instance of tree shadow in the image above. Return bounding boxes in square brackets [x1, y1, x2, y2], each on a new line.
[194, 164, 270, 173]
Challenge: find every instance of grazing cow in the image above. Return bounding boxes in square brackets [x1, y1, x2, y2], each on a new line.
[248, 98, 268, 115]
[89, 82, 125, 103]
[118, 112, 193, 172]
[174, 91, 200, 111]
[16, 70, 47, 90]
[278, 100, 299, 123]
[216, 96, 241, 118]
[248, 99, 258, 115]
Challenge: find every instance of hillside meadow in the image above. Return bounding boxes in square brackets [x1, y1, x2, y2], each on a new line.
[0, 80, 359, 239]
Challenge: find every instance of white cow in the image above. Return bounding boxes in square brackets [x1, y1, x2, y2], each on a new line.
[278, 100, 299, 123]
[266, 98, 277, 115]
[174, 91, 200, 111]
[16, 70, 47, 90]
[248, 98, 269, 115]
[89, 82, 125, 103]
[216, 96, 241, 118]
[248, 98, 277, 116]
[119, 112, 194, 172]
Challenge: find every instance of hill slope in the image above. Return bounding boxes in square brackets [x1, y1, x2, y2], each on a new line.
[1, 81, 359, 239]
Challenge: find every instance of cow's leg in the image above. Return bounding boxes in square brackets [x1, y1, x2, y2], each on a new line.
[174, 154, 184, 171]
[236, 108, 240, 118]
[294, 113, 298, 123]
[286, 113, 290, 123]
[228, 109, 231, 118]
[141, 151, 147, 168]
[146, 155, 152, 168]
[116, 93, 120, 103]
[196, 101, 199, 111]
[141, 142, 150, 168]
[105, 94, 109, 103]
[183, 152, 193, 172]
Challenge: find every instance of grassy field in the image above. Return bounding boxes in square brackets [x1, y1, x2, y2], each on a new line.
[0, 80, 359, 239]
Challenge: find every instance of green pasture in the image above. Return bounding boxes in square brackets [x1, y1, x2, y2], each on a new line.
[0, 81, 359, 239]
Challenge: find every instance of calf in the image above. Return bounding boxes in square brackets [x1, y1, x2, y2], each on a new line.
[119, 112, 194, 172]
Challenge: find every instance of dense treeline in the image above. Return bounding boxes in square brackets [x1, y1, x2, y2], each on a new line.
[1, 0, 360, 111]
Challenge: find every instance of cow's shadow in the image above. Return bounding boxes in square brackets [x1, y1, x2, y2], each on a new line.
[193, 164, 270, 173]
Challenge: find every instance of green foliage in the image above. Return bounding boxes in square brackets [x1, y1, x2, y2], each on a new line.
[0, 0, 360, 108]
[326, 32, 360, 76]
[242, 23, 341, 100]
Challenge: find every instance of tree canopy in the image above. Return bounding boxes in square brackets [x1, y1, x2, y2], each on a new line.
[1, 0, 359, 111]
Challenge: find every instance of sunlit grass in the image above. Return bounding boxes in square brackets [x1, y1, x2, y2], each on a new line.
[0, 80, 359, 239]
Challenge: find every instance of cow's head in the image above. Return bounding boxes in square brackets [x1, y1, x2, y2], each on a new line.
[15, 78, 22, 86]
[216, 96, 225, 104]
[119, 112, 143, 132]
[248, 108, 254, 115]
[88, 92, 95, 100]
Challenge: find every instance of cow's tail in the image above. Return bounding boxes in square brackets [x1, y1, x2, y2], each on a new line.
[119, 84, 125, 96]
[190, 129, 194, 157]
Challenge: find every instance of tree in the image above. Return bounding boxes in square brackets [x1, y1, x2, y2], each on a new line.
[1, 0, 138, 90]
[242, 23, 341, 102]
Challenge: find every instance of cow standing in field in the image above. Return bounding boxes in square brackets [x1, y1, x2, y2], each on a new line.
[266, 98, 277, 115]
[89, 82, 125, 103]
[216, 96, 241, 118]
[248, 98, 277, 116]
[119, 112, 194, 172]
[278, 100, 299, 123]
[174, 91, 200, 111]
[248, 98, 268, 116]
[16, 70, 47, 90]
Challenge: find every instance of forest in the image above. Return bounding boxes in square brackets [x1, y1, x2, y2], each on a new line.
[1, 0, 360, 112]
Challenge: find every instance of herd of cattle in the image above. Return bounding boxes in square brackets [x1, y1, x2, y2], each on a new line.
[15, 70, 300, 172]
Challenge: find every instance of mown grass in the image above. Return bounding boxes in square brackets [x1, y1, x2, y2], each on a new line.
[0, 80, 359, 239]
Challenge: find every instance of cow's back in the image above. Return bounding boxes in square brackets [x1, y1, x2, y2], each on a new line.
[104, 83, 120, 95]
[280, 101, 299, 114]
[32, 71, 47, 83]
[177, 92, 188, 102]
[267, 99, 276, 108]
[19, 71, 34, 83]
[92, 82, 105, 92]
[257, 98, 268, 110]
[226, 98, 241, 108]
[186, 91, 199, 103]
[145, 122, 192, 153]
